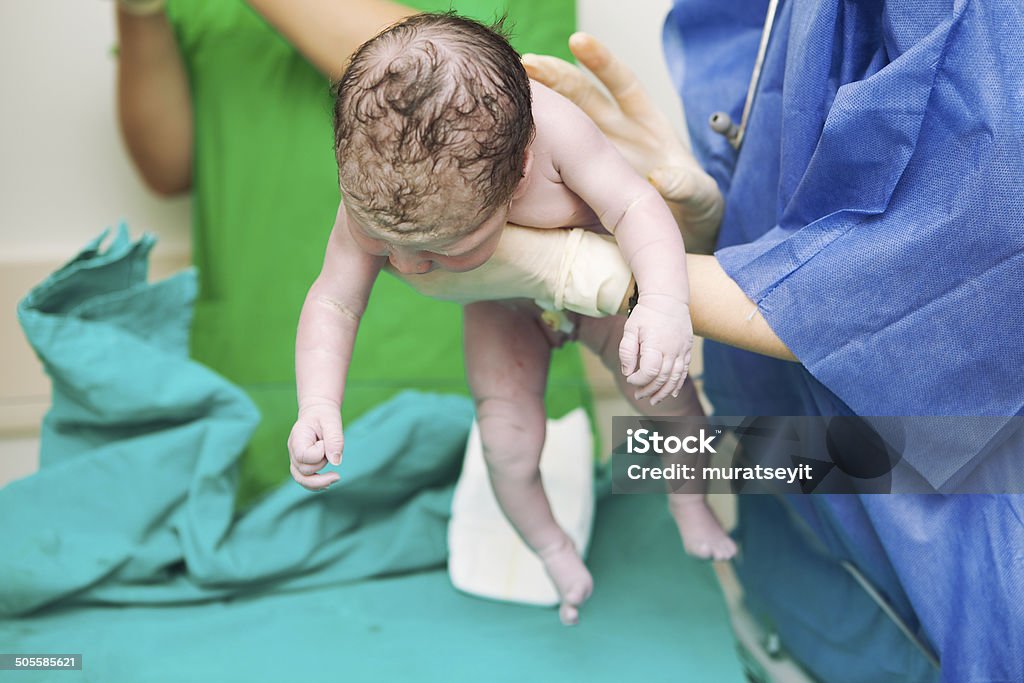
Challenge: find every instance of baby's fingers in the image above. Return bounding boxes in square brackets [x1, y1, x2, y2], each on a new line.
[296, 439, 325, 465]
[619, 326, 640, 377]
[627, 344, 664, 389]
[651, 356, 688, 405]
[671, 354, 691, 398]
[635, 352, 673, 402]
[317, 414, 345, 466]
[287, 420, 318, 453]
[294, 440, 329, 476]
[290, 462, 339, 492]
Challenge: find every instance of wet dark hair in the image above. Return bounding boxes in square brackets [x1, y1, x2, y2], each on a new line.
[331, 12, 534, 238]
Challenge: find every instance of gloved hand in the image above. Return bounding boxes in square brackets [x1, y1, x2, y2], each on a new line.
[115, 0, 166, 16]
[394, 225, 635, 319]
[287, 400, 343, 491]
[522, 33, 724, 254]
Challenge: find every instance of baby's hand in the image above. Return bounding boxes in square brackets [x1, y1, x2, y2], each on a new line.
[287, 400, 344, 491]
[619, 294, 694, 405]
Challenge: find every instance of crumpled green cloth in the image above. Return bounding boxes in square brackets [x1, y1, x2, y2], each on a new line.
[2, 228, 472, 617]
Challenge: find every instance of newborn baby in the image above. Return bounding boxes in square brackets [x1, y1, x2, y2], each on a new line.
[289, 12, 735, 624]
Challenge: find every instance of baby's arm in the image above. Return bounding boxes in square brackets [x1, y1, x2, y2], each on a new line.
[289, 203, 384, 491]
[550, 94, 693, 405]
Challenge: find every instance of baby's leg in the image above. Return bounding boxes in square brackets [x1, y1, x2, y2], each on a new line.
[577, 314, 737, 561]
[464, 301, 593, 624]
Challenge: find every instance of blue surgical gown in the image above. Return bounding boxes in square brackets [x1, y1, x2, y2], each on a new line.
[663, 1, 1024, 681]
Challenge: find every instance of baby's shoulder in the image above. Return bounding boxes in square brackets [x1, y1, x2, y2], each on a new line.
[529, 80, 596, 153]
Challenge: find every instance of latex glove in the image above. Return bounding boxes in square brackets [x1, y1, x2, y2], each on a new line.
[116, 0, 166, 15]
[523, 33, 724, 254]
[621, 294, 694, 404]
[394, 225, 635, 318]
[287, 400, 343, 491]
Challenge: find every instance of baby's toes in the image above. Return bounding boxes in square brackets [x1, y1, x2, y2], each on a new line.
[539, 538, 593, 624]
[685, 539, 715, 560]
[559, 602, 580, 626]
[558, 575, 593, 626]
[711, 536, 739, 561]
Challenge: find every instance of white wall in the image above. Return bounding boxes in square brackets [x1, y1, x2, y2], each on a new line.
[0, 1, 191, 439]
[0, 0, 191, 260]
[577, 0, 685, 139]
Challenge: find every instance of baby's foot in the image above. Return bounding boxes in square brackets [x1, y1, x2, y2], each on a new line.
[668, 496, 738, 561]
[537, 536, 593, 626]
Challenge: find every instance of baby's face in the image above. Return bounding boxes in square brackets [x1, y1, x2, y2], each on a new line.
[347, 204, 507, 275]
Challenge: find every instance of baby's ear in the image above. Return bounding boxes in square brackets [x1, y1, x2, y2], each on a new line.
[512, 149, 534, 200]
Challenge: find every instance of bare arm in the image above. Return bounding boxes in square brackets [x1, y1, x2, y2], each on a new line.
[553, 102, 689, 311]
[686, 253, 796, 361]
[288, 205, 383, 490]
[524, 34, 723, 255]
[295, 206, 383, 414]
[548, 87, 692, 402]
[245, 0, 412, 79]
[115, 7, 193, 195]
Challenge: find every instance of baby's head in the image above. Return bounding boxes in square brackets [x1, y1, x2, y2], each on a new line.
[332, 12, 533, 273]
